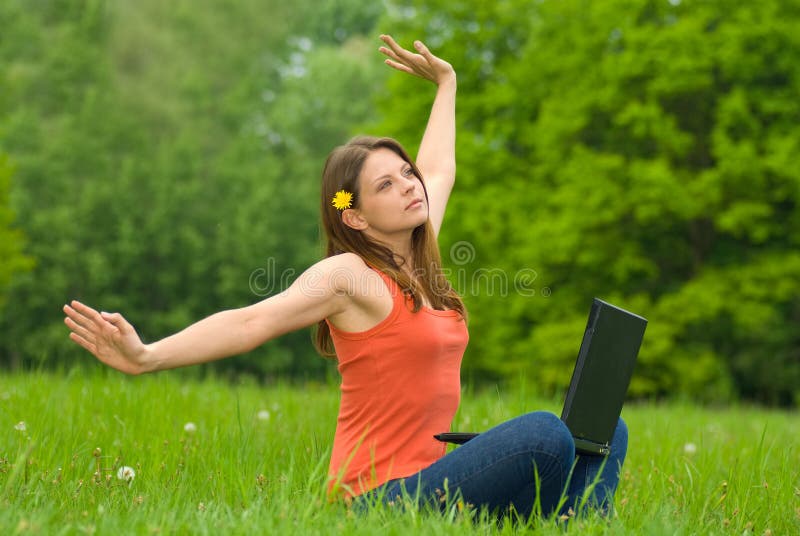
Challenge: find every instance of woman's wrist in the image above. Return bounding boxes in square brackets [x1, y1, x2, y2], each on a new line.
[437, 73, 457, 90]
[137, 343, 159, 374]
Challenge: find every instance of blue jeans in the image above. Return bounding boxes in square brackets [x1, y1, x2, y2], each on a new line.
[361, 412, 628, 520]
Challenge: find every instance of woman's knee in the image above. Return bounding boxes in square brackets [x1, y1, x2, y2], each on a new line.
[516, 411, 575, 460]
[610, 417, 629, 461]
[615, 417, 628, 437]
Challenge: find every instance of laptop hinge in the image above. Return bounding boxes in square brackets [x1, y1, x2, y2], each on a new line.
[574, 437, 610, 456]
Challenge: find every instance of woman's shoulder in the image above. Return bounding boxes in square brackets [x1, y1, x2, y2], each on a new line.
[311, 252, 378, 295]
[311, 253, 398, 325]
[319, 252, 369, 275]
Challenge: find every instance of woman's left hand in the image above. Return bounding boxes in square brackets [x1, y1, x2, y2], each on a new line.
[379, 35, 456, 87]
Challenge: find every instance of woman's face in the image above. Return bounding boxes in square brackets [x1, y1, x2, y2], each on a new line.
[352, 147, 428, 236]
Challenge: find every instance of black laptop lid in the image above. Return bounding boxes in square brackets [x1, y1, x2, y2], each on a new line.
[561, 298, 647, 451]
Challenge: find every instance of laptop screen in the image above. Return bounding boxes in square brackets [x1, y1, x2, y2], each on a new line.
[561, 299, 647, 453]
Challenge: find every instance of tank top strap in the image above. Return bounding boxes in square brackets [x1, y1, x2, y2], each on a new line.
[364, 262, 409, 307]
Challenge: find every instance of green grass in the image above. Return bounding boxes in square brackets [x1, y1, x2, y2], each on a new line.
[1, 369, 798, 534]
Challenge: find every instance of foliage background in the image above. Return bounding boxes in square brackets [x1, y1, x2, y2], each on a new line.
[1, 0, 798, 406]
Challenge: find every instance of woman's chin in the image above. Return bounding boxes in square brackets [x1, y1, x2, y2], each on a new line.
[411, 214, 429, 228]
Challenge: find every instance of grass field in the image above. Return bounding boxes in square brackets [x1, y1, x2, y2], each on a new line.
[1, 369, 798, 534]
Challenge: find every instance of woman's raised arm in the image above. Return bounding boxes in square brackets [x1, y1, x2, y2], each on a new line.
[379, 34, 457, 237]
[64, 254, 360, 374]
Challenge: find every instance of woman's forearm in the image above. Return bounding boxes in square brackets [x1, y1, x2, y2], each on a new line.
[142, 309, 252, 373]
[416, 77, 457, 180]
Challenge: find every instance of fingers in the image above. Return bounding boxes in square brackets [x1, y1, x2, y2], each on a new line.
[383, 58, 417, 76]
[378, 35, 445, 84]
[69, 331, 98, 355]
[64, 302, 103, 354]
[101, 311, 131, 335]
[64, 314, 94, 343]
[65, 300, 104, 328]
[379, 34, 407, 57]
[64, 300, 124, 345]
[380, 34, 434, 61]
[412, 40, 434, 62]
[379, 34, 424, 65]
[378, 43, 403, 63]
[379, 45, 416, 72]
[101, 311, 118, 322]
[64, 303, 92, 336]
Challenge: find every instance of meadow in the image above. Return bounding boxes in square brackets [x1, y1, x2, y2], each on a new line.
[1, 369, 798, 534]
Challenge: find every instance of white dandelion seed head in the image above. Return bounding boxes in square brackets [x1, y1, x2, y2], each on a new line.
[184, 422, 197, 433]
[683, 442, 697, 454]
[257, 410, 270, 421]
[117, 466, 136, 482]
[14, 421, 26, 432]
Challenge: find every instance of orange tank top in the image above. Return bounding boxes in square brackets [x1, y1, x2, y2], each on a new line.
[325, 267, 469, 497]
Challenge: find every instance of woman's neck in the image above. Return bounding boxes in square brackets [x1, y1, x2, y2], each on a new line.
[364, 228, 414, 269]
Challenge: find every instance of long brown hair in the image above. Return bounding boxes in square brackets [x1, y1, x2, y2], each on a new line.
[313, 136, 467, 357]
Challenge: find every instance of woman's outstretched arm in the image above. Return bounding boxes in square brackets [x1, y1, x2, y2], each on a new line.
[379, 34, 456, 237]
[64, 254, 358, 375]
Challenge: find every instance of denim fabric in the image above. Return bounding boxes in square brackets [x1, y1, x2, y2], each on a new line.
[361, 411, 628, 520]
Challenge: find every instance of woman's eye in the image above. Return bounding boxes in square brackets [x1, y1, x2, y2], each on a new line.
[403, 168, 414, 177]
[381, 180, 391, 189]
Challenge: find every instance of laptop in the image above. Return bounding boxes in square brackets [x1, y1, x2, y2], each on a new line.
[435, 298, 647, 456]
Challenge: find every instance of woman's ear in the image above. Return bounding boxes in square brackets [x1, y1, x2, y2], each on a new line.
[341, 209, 368, 231]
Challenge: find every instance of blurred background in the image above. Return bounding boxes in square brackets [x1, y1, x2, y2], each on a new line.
[1, 0, 798, 406]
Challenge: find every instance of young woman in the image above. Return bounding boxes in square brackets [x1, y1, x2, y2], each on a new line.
[63, 34, 627, 519]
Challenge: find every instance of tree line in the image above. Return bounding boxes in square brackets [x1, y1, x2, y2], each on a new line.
[1, 0, 798, 405]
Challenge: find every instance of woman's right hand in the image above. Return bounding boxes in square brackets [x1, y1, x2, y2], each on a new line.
[63, 300, 150, 375]
[379, 34, 456, 87]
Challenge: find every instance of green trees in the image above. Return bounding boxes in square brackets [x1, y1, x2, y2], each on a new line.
[0, 155, 33, 315]
[1, 0, 797, 404]
[0, 0, 381, 376]
[377, 0, 800, 404]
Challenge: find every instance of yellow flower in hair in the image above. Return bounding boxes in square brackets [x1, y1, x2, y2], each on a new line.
[331, 190, 353, 210]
